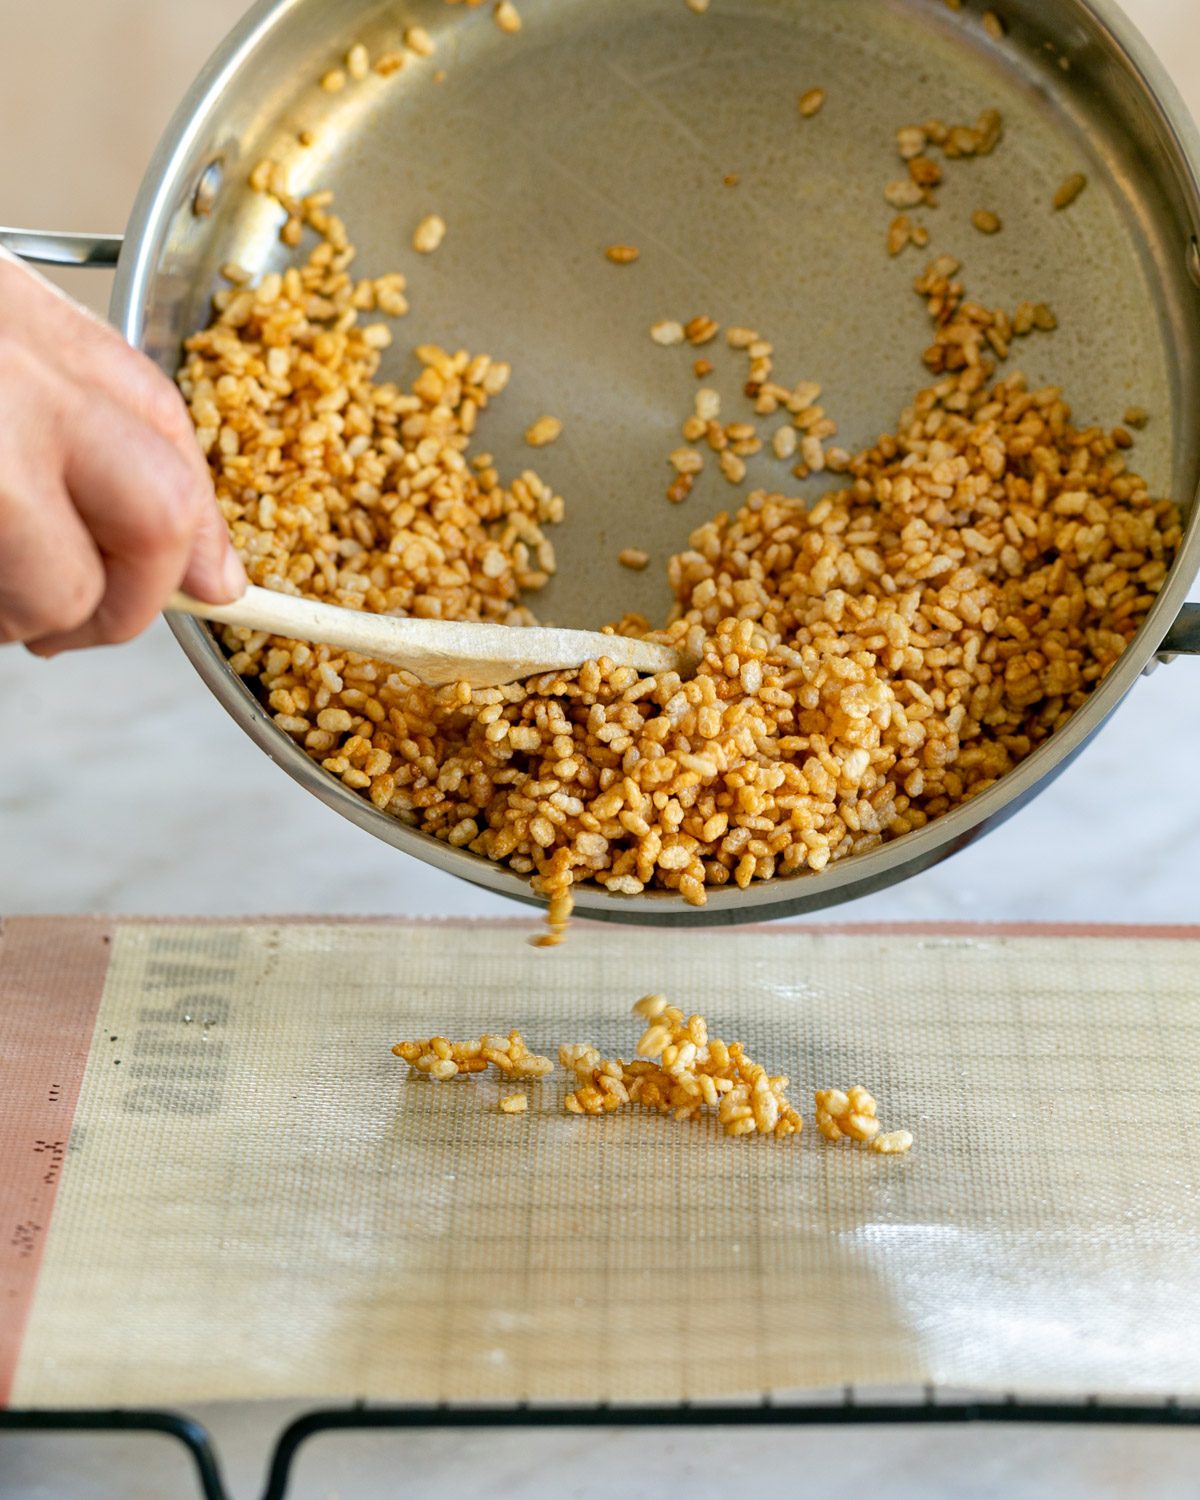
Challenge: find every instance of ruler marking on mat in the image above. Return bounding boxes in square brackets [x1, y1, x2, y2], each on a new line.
[0, 917, 113, 1406]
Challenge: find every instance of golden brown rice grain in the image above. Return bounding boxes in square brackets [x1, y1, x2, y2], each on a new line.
[669, 447, 704, 475]
[651, 319, 686, 346]
[982, 10, 1005, 38]
[525, 415, 563, 447]
[908, 155, 943, 189]
[693, 358, 714, 379]
[885, 179, 925, 210]
[405, 25, 436, 55]
[1124, 405, 1149, 428]
[1054, 172, 1088, 210]
[694, 387, 721, 422]
[605, 244, 640, 264]
[897, 126, 927, 160]
[494, 1, 522, 33]
[375, 50, 407, 76]
[798, 87, 826, 118]
[412, 213, 447, 253]
[871, 1129, 914, 1155]
[618, 548, 650, 571]
[887, 215, 913, 256]
[320, 68, 347, 93]
[685, 0, 710, 11]
[346, 43, 370, 80]
[685, 315, 720, 345]
[718, 450, 746, 484]
[972, 208, 1002, 234]
[500, 1093, 528, 1113]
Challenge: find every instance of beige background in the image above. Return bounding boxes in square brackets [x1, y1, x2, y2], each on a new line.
[2, 1, 1200, 1497]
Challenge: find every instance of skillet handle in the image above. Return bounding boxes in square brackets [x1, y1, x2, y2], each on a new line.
[0, 227, 123, 268]
[1156, 603, 1200, 662]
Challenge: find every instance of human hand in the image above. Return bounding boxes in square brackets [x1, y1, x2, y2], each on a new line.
[0, 249, 246, 655]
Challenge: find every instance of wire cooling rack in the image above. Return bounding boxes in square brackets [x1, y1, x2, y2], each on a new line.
[3, 1393, 1199, 1500]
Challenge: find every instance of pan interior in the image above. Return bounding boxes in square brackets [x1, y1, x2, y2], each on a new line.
[131, 0, 1200, 917]
[147, 0, 1199, 632]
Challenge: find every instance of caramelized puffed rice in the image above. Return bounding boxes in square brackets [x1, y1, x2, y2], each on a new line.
[181, 188, 1179, 933]
[525, 415, 563, 447]
[393, 1030, 553, 1079]
[684, 315, 719, 345]
[815, 1085, 882, 1142]
[412, 213, 446, 253]
[1054, 172, 1088, 210]
[815, 1087, 912, 1154]
[871, 1129, 914, 1155]
[563, 998, 803, 1138]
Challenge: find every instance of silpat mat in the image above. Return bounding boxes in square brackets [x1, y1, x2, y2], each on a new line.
[2, 917, 1199, 1410]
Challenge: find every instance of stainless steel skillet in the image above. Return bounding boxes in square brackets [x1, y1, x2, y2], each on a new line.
[4, 0, 1199, 924]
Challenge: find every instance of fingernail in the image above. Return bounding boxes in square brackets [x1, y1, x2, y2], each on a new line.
[221, 547, 248, 600]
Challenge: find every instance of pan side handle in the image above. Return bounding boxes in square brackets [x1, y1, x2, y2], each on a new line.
[0, 228, 123, 268]
[1156, 603, 1200, 663]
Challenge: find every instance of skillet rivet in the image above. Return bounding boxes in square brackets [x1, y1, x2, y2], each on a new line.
[193, 160, 224, 219]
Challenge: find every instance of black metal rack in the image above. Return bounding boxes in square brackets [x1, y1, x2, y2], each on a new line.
[4, 1394, 1198, 1500]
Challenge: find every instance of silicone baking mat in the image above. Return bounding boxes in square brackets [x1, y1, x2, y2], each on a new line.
[3, 918, 1199, 1410]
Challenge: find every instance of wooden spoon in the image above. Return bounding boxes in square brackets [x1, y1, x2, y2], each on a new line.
[167, 586, 691, 690]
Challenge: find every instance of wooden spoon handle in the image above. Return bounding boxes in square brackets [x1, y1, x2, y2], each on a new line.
[169, 586, 404, 662]
[167, 587, 689, 689]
